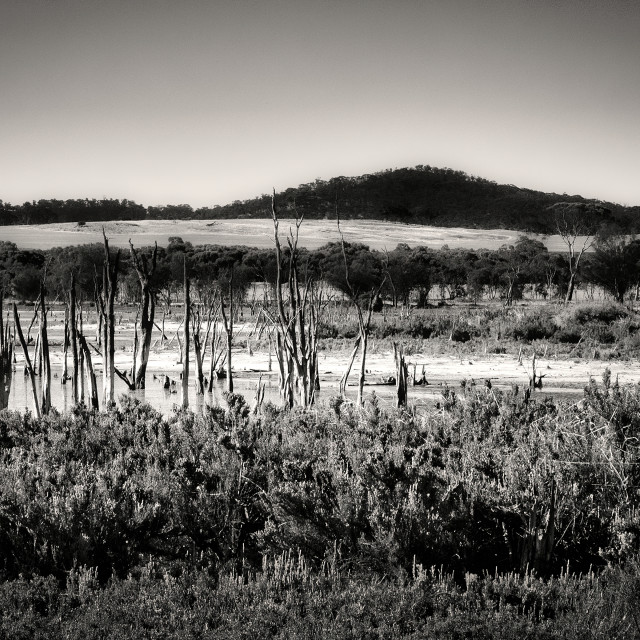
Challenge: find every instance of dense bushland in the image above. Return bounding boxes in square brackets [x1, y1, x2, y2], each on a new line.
[314, 301, 640, 362]
[2, 378, 640, 635]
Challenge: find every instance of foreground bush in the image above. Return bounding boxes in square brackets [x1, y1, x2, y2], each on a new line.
[1, 378, 640, 586]
[1, 557, 640, 639]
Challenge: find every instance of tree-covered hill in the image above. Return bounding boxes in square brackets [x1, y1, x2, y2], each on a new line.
[2, 165, 638, 233]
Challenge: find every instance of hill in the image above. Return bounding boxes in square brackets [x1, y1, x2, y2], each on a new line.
[2, 166, 638, 233]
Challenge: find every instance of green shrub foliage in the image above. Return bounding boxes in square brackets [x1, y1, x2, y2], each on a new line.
[3, 384, 640, 635]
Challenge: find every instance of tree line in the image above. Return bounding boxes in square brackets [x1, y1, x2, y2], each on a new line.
[2, 165, 639, 233]
[3, 230, 640, 309]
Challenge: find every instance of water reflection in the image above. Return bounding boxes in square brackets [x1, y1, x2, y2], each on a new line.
[5, 366, 582, 417]
[7, 367, 285, 417]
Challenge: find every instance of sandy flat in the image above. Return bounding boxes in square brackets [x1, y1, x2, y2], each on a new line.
[2, 219, 583, 252]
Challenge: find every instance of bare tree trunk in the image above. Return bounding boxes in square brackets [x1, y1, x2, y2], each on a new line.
[78, 334, 99, 410]
[339, 335, 361, 395]
[129, 241, 157, 389]
[34, 333, 41, 377]
[193, 329, 205, 394]
[394, 342, 408, 408]
[356, 329, 368, 407]
[62, 305, 69, 385]
[565, 271, 577, 304]
[78, 304, 85, 404]
[38, 282, 51, 414]
[0, 294, 13, 410]
[220, 283, 234, 394]
[13, 303, 40, 418]
[131, 311, 139, 382]
[182, 259, 190, 409]
[192, 305, 205, 396]
[70, 274, 79, 404]
[208, 321, 225, 392]
[275, 332, 294, 408]
[99, 230, 119, 406]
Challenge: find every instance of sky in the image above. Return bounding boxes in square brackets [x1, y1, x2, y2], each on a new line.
[1, 0, 639, 209]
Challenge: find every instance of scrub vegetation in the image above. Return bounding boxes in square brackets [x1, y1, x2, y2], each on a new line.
[1, 380, 640, 637]
[3, 198, 640, 637]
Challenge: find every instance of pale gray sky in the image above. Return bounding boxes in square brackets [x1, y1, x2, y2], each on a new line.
[1, 0, 639, 207]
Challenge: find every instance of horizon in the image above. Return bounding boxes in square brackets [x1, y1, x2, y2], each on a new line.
[2, 0, 639, 209]
[2, 163, 634, 210]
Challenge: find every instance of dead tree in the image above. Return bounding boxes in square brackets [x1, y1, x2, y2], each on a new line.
[26, 301, 39, 345]
[69, 273, 80, 404]
[208, 311, 227, 391]
[129, 240, 158, 388]
[78, 334, 100, 410]
[394, 342, 408, 408]
[97, 230, 120, 406]
[269, 193, 323, 408]
[191, 285, 217, 395]
[13, 303, 40, 418]
[38, 280, 52, 414]
[78, 302, 85, 404]
[182, 257, 190, 409]
[336, 218, 386, 407]
[0, 293, 13, 410]
[219, 273, 235, 394]
[62, 305, 69, 385]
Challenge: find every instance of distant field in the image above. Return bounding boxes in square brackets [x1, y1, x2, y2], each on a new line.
[1, 219, 583, 252]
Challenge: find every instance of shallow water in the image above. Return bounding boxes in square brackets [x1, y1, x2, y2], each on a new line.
[7, 367, 282, 416]
[5, 365, 582, 418]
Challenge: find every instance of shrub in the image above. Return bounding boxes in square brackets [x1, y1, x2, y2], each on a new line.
[559, 302, 628, 327]
[450, 326, 471, 342]
[507, 312, 557, 342]
[554, 325, 583, 343]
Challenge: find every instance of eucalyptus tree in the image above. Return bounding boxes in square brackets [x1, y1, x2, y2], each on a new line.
[129, 241, 158, 389]
[551, 202, 607, 303]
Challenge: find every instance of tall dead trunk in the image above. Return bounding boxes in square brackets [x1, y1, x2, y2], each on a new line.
[34, 333, 41, 377]
[339, 335, 361, 395]
[70, 273, 79, 404]
[356, 328, 368, 407]
[208, 319, 225, 392]
[394, 342, 408, 408]
[193, 327, 204, 394]
[38, 281, 51, 414]
[98, 230, 119, 407]
[62, 305, 69, 385]
[13, 303, 40, 418]
[129, 241, 157, 389]
[78, 303, 85, 404]
[182, 258, 190, 409]
[0, 293, 13, 411]
[220, 280, 234, 394]
[78, 334, 99, 410]
[131, 311, 139, 382]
